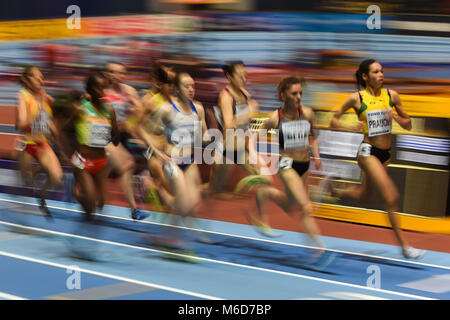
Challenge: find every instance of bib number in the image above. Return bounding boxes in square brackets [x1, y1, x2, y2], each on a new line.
[31, 110, 51, 137]
[281, 120, 310, 150]
[162, 161, 178, 179]
[357, 143, 372, 157]
[15, 139, 27, 151]
[88, 123, 111, 147]
[71, 152, 85, 170]
[143, 146, 154, 160]
[278, 156, 294, 170]
[366, 109, 391, 137]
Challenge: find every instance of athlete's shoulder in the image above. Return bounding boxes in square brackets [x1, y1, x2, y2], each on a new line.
[385, 88, 399, 97]
[122, 83, 139, 97]
[219, 86, 231, 98]
[300, 105, 315, 120]
[240, 87, 251, 99]
[342, 92, 361, 108]
[218, 87, 234, 105]
[192, 99, 204, 111]
[350, 91, 361, 101]
[300, 104, 313, 113]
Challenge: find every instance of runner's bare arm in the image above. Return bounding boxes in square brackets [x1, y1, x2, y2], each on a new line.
[218, 89, 236, 130]
[248, 98, 260, 117]
[124, 84, 143, 112]
[260, 110, 278, 131]
[109, 106, 120, 146]
[389, 90, 412, 131]
[304, 106, 321, 170]
[16, 92, 29, 131]
[137, 105, 170, 162]
[329, 92, 363, 132]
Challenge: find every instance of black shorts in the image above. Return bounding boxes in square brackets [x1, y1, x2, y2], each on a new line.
[278, 157, 310, 177]
[174, 155, 195, 172]
[292, 161, 310, 177]
[358, 142, 391, 164]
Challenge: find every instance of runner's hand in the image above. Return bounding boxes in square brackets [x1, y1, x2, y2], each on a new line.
[351, 121, 364, 132]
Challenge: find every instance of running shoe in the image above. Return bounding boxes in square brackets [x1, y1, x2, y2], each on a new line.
[196, 231, 216, 244]
[131, 208, 150, 221]
[163, 249, 198, 263]
[39, 198, 52, 220]
[66, 239, 101, 262]
[151, 236, 198, 262]
[234, 175, 271, 194]
[402, 246, 426, 259]
[249, 215, 280, 238]
[306, 250, 337, 271]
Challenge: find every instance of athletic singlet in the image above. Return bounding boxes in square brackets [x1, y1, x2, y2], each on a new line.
[277, 107, 311, 152]
[165, 99, 200, 147]
[357, 88, 394, 137]
[20, 89, 53, 143]
[103, 86, 131, 123]
[75, 98, 112, 148]
[215, 87, 250, 131]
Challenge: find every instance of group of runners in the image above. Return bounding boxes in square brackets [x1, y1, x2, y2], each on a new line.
[14, 58, 426, 261]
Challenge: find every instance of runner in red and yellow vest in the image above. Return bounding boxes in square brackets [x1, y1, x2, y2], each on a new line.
[15, 66, 63, 218]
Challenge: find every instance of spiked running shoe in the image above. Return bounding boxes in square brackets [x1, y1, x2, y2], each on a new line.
[131, 208, 150, 221]
[234, 175, 271, 194]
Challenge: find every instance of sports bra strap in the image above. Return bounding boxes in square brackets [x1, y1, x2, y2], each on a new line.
[169, 99, 180, 113]
[386, 88, 395, 108]
[170, 99, 198, 114]
[189, 100, 198, 114]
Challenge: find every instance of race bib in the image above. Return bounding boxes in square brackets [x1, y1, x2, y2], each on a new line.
[15, 139, 27, 151]
[281, 120, 310, 150]
[71, 152, 85, 170]
[278, 156, 294, 170]
[31, 109, 51, 137]
[88, 122, 112, 147]
[357, 143, 372, 157]
[143, 146, 154, 160]
[366, 109, 391, 137]
[163, 161, 178, 179]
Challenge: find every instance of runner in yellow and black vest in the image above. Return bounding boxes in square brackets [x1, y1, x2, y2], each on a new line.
[330, 59, 426, 259]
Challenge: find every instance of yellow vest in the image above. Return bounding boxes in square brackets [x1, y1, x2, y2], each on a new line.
[357, 88, 394, 137]
[20, 89, 53, 143]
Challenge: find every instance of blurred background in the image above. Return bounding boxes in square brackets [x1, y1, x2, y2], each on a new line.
[0, 0, 448, 222]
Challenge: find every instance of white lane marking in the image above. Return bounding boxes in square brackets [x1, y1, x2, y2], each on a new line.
[398, 274, 450, 294]
[0, 249, 222, 300]
[0, 220, 434, 300]
[1, 196, 449, 271]
[0, 291, 27, 300]
[322, 291, 388, 300]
